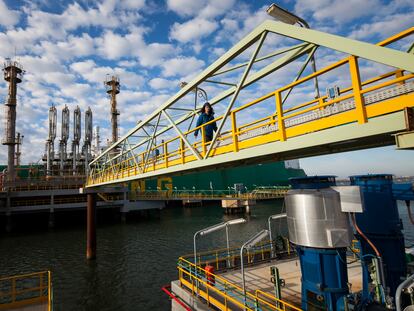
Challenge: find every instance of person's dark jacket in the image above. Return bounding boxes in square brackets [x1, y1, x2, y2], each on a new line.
[195, 113, 217, 138]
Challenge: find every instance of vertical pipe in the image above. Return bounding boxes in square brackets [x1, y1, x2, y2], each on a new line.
[240, 246, 247, 307]
[226, 225, 231, 268]
[86, 193, 97, 260]
[46, 142, 51, 176]
[72, 144, 76, 175]
[268, 217, 274, 257]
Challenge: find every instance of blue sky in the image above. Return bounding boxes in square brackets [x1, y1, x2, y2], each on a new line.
[0, 0, 413, 177]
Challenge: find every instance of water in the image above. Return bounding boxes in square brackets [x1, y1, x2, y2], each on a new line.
[0, 200, 287, 311]
[1, 200, 413, 311]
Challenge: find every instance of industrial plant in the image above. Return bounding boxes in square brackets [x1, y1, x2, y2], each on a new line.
[1, 2, 414, 311]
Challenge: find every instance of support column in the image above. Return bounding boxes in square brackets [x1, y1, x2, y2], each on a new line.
[87, 193, 97, 260]
[120, 190, 128, 223]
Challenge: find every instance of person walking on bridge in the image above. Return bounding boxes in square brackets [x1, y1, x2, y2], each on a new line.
[194, 102, 217, 143]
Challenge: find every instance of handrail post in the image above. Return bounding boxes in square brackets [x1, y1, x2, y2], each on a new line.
[201, 126, 207, 156]
[275, 91, 286, 141]
[48, 271, 52, 311]
[180, 138, 185, 164]
[395, 69, 405, 85]
[349, 56, 367, 124]
[163, 141, 168, 168]
[231, 111, 239, 152]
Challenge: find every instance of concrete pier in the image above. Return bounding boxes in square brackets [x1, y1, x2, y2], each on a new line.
[221, 199, 256, 214]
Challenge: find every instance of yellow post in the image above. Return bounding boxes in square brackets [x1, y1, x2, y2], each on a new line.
[318, 97, 325, 111]
[163, 141, 168, 168]
[349, 56, 367, 124]
[48, 271, 52, 311]
[396, 69, 405, 85]
[275, 91, 286, 141]
[201, 126, 207, 156]
[231, 111, 239, 152]
[180, 139, 185, 164]
[286, 237, 291, 255]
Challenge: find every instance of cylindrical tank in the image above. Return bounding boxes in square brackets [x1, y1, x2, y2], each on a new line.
[287, 176, 351, 311]
[350, 174, 406, 299]
[285, 188, 352, 248]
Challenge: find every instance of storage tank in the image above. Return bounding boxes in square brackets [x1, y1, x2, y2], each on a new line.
[286, 176, 351, 311]
[285, 187, 352, 248]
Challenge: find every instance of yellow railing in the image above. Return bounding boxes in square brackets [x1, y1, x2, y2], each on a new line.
[180, 239, 292, 271]
[131, 188, 288, 200]
[88, 28, 414, 186]
[0, 271, 52, 311]
[177, 257, 301, 311]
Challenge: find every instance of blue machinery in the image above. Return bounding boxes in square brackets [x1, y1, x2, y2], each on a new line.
[285, 175, 414, 311]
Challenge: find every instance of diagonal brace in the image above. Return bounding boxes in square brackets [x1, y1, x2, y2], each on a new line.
[162, 110, 202, 160]
[204, 31, 268, 159]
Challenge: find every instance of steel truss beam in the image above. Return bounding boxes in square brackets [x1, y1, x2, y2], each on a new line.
[88, 22, 414, 187]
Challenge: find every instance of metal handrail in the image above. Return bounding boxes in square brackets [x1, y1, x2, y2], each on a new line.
[0, 271, 52, 311]
[177, 256, 301, 311]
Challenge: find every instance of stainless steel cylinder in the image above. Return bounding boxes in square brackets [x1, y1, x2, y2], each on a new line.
[285, 188, 352, 248]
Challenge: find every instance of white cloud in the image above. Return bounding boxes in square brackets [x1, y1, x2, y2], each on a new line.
[161, 57, 205, 77]
[0, 0, 20, 27]
[36, 33, 95, 62]
[214, 5, 269, 44]
[137, 42, 177, 67]
[70, 60, 144, 89]
[120, 0, 146, 10]
[167, 0, 236, 18]
[349, 11, 414, 40]
[170, 18, 218, 43]
[166, 0, 206, 17]
[96, 30, 137, 59]
[294, 0, 399, 25]
[149, 78, 178, 90]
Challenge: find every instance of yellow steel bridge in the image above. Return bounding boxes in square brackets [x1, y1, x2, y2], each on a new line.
[86, 21, 414, 188]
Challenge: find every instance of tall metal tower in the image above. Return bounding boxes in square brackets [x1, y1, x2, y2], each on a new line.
[15, 132, 23, 166]
[105, 75, 120, 145]
[59, 105, 70, 175]
[2, 59, 24, 181]
[83, 107, 93, 174]
[94, 126, 101, 155]
[72, 106, 81, 175]
[46, 105, 57, 176]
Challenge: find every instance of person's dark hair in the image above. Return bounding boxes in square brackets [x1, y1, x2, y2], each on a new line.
[201, 102, 214, 116]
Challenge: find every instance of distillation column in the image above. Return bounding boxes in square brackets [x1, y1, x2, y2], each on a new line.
[15, 132, 23, 166]
[46, 105, 57, 176]
[59, 105, 69, 175]
[72, 106, 81, 175]
[2, 60, 24, 181]
[105, 76, 120, 145]
[94, 126, 101, 155]
[84, 107, 92, 174]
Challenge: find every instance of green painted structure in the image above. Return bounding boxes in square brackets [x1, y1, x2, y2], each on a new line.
[141, 161, 306, 191]
[0, 165, 43, 179]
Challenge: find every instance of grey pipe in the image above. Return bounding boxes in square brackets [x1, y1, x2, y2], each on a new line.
[396, 274, 414, 311]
